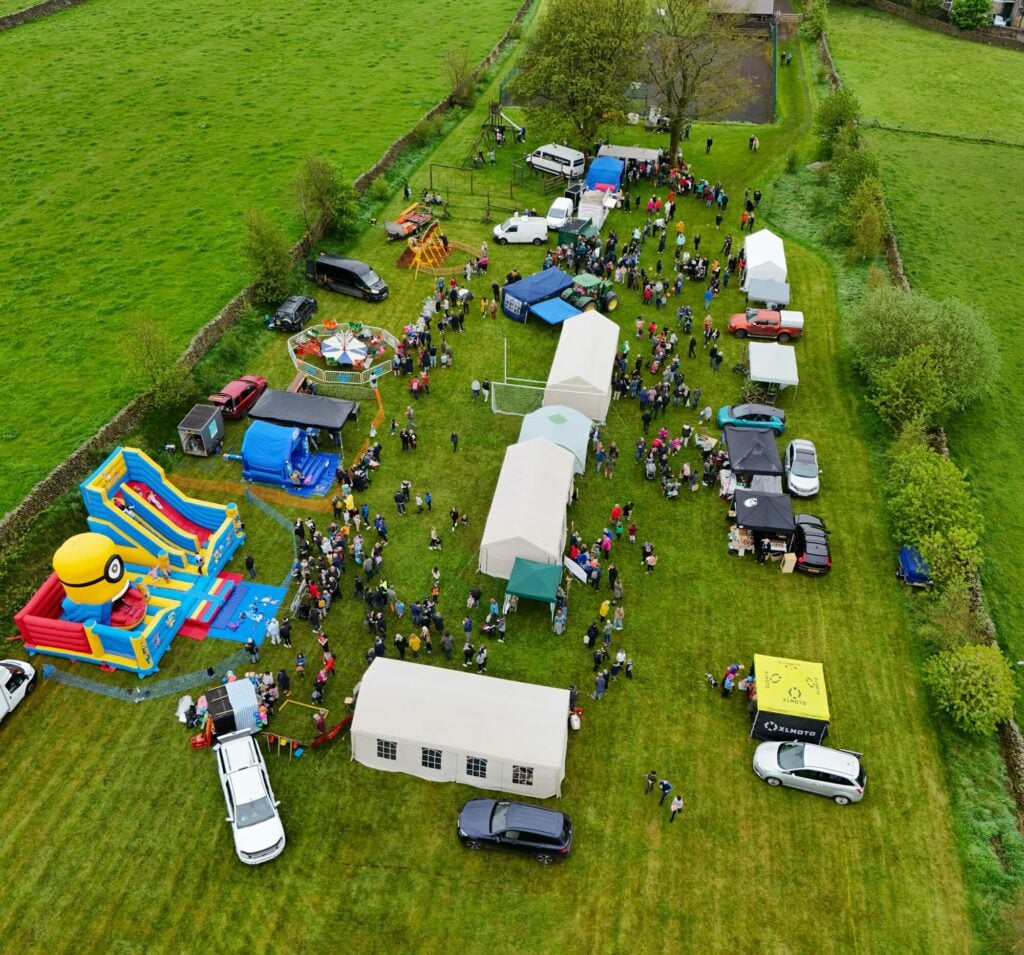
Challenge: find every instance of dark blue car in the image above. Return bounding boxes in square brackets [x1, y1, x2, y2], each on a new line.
[457, 799, 573, 864]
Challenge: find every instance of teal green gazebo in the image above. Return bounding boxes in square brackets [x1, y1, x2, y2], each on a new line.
[504, 557, 563, 617]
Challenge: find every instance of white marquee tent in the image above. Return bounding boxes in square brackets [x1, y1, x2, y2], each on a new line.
[478, 438, 575, 579]
[543, 311, 619, 422]
[742, 228, 787, 289]
[749, 341, 799, 390]
[518, 405, 591, 474]
[350, 658, 570, 798]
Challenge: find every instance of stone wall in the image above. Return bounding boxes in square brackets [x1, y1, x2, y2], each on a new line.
[0, 0, 90, 31]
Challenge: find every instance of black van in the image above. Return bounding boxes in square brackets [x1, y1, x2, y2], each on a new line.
[305, 254, 389, 302]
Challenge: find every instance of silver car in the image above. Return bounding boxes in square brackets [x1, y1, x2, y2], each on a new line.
[753, 741, 866, 805]
[215, 731, 286, 864]
[784, 439, 820, 497]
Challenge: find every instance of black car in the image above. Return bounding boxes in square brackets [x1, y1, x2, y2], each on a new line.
[270, 295, 317, 332]
[457, 799, 572, 865]
[791, 514, 831, 574]
[305, 254, 389, 302]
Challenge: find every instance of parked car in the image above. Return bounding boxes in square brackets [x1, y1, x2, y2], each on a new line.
[716, 403, 787, 434]
[207, 375, 268, 420]
[784, 439, 820, 497]
[546, 197, 575, 231]
[214, 731, 286, 864]
[790, 513, 832, 574]
[897, 545, 933, 589]
[753, 741, 866, 805]
[493, 216, 548, 245]
[0, 659, 36, 722]
[305, 254, 389, 301]
[268, 295, 317, 332]
[457, 798, 573, 864]
[728, 308, 804, 342]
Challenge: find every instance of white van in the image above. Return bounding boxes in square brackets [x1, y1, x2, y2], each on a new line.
[546, 197, 575, 231]
[493, 216, 549, 245]
[525, 144, 585, 179]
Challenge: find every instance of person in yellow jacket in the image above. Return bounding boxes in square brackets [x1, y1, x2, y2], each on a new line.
[408, 632, 421, 660]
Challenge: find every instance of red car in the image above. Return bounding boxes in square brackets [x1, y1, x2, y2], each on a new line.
[208, 375, 267, 420]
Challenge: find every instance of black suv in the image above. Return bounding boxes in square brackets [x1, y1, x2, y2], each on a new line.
[270, 295, 318, 332]
[791, 514, 832, 574]
[457, 799, 572, 865]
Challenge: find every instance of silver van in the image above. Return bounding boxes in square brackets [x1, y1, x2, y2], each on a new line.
[525, 144, 585, 179]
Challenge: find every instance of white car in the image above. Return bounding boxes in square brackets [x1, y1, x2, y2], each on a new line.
[215, 731, 286, 864]
[784, 439, 820, 497]
[753, 741, 866, 805]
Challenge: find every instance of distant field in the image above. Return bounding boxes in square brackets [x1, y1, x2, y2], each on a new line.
[828, 4, 1024, 143]
[828, 5, 1024, 716]
[0, 0, 523, 514]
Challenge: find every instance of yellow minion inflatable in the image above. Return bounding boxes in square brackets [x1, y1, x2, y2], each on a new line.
[53, 533, 146, 628]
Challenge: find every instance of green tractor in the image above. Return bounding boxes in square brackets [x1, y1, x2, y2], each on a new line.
[560, 272, 619, 313]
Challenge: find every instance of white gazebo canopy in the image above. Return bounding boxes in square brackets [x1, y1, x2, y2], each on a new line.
[518, 405, 591, 474]
[350, 659, 570, 797]
[743, 228, 787, 287]
[543, 311, 619, 423]
[479, 438, 575, 579]
[749, 341, 799, 389]
[598, 144, 662, 164]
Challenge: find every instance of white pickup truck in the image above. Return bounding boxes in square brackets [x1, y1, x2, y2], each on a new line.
[0, 660, 36, 721]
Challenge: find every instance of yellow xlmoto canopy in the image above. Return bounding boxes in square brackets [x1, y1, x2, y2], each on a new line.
[754, 654, 829, 722]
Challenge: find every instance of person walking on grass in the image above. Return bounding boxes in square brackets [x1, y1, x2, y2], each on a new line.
[644, 769, 658, 795]
[670, 794, 684, 823]
[659, 778, 674, 806]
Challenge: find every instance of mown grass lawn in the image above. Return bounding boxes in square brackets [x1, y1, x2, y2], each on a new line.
[826, 6, 1024, 725]
[0, 0, 524, 515]
[0, 40, 976, 953]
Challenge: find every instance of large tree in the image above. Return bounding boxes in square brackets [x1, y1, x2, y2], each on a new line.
[645, 0, 747, 162]
[513, 0, 645, 148]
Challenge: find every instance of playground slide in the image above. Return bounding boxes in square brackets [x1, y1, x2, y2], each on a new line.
[81, 447, 244, 574]
[499, 111, 522, 133]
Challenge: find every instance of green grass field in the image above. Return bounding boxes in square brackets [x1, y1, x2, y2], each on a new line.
[0, 39, 980, 952]
[827, 6, 1024, 723]
[0, 0, 523, 515]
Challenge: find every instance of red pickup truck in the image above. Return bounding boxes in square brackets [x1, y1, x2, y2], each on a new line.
[728, 308, 804, 342]
[208, 375, 267, 420]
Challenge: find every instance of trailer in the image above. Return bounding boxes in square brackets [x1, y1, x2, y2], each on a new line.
[384, 203, 433, 242]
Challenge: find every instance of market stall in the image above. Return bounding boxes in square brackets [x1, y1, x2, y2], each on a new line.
[749, 654, 830, 743]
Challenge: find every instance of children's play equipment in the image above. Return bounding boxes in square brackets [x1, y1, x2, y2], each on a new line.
[288, 324, 399, 389]
[177, 404, 226, 457]
[241, 420, 336, 494]
[15, 448, 286, 678]
[396, 222, 477, 277]
[81, 446, 241, 574]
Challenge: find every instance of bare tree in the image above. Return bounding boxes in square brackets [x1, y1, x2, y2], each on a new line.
[443, 46, 474, 106]
[645, 0, 748, 161]
[124, 317, 190, 408]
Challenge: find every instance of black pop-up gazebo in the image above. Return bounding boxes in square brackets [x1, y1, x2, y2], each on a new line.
[733, 489, 795, 534]
[722, 426, 782, 476]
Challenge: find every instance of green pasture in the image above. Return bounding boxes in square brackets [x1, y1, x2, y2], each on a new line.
[0, 42, 979, 952]
[826, 8, 1024, 714]
[828, 4, 1024, 143]
[0, 0, 524, 515]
